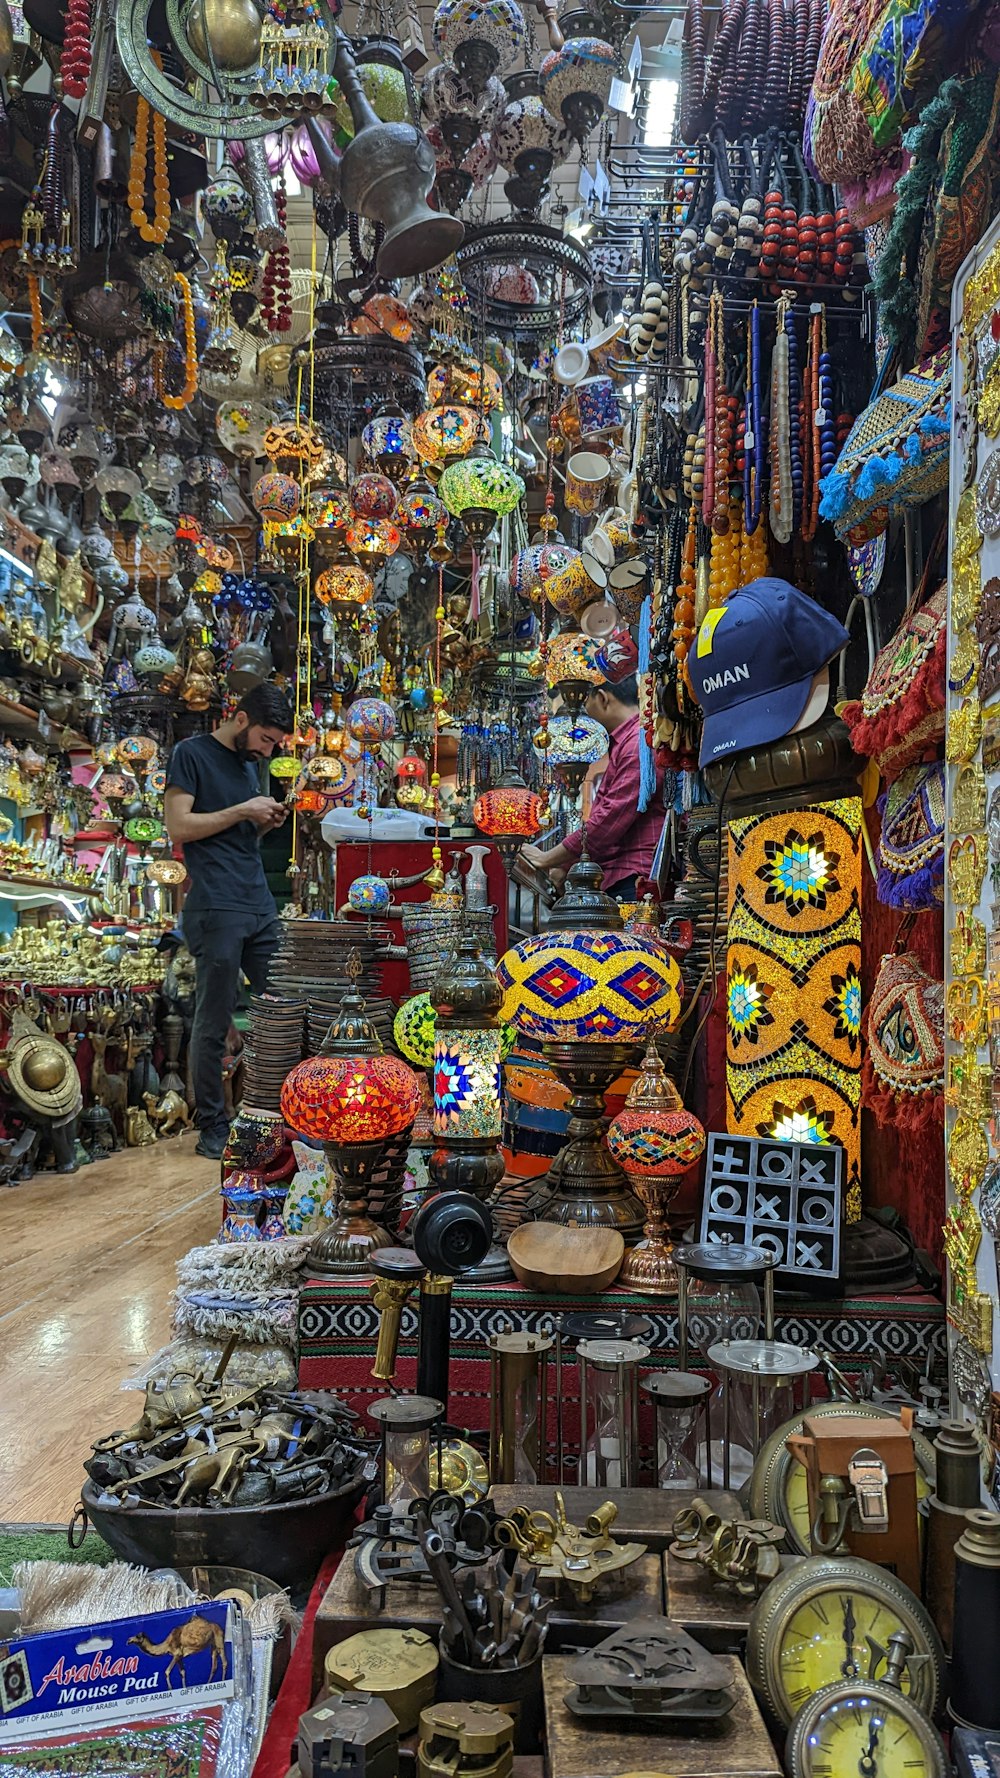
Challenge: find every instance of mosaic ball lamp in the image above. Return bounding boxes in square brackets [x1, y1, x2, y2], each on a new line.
[485, 263, 541, 306]
[539, 713, 607, 802]
[395, 990, 517, 1069]
[473, 769, 544, 874]
[439, 451, 525, 545]
[280, 982, 422, 1274]
[496, 857, 683, 1235]
[493, 93, 570, 179]
[314, 565, 375, 612]
[427, 360, 504, 413]
[510, 541, 579, 607]
[350, 472, 399, 522]
[329, 61, 409, 141]
[348, 697, 397, 743]
[396, 477, 445, 552]
[345, 515, 402, 570]
[252, 471, 301, 525]
[539, 37, 617, 141]
[361, 409, 415, 480]
[608, 1042, 706, 1295]
[411, 402, 482, 465]
[348, 874, 392, 915]
[432, 0, 527, 93]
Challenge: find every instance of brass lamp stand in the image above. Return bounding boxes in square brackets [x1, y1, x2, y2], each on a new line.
[539, 1039, 644, 1237]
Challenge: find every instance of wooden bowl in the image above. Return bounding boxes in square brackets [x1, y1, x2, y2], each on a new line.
[507, 1222, 625, 1295]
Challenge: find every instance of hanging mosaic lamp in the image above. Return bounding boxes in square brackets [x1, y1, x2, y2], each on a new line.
[345, 515, 402, 570]
[439, 446, 525, 544]
[538, 37, 617, 141]
[253, 470, 301, 525]
[545, 630, 605, 714]
[427, 359, 505, 413]
[314, 565, 375, 612]
[280, 977, 422, 1274]
[348, 874, 392, 914]
[432, 0, 527, 94]
[350, 472, 398, 521]
[609, 1041, 706, 1294]
[411, 402, 482, 466]
[328, 60, 410, 143]
[493, 90, 570, 182]
[307, 486, 352, 561]
[348, 696, 397, 742]
[541, 710, 607, 801]
[473, 767, 544, 874]
[421, 63, 507, 160]
[396, 476, 445, 554]
[361, 404, 416, 481]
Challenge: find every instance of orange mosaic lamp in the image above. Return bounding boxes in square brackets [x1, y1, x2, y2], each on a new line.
[472, 767, 544, 874]
[280, 969, 421, 1274]
[609, 1042, 706, 1294]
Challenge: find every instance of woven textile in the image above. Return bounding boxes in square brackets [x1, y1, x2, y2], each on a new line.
[727, 800, 863, 1220]
[862, 949, 944, 1132]
[875, 759, 945, 908]
[840, 583, 946, 780]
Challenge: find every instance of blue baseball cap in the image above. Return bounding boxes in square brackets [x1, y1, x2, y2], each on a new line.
[690, 578, 850, 768]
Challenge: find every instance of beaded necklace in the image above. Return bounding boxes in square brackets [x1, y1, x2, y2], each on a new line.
[128, 94, 169, 246]
[769, 293, 793, 543]
[61, 0, 91, 99]
[801, 307, 820, 542]
[159, 272, 197, 410]
[744, 298, 762, 535]
[785, 302, 803, 533]
[674, 502, 699, 693]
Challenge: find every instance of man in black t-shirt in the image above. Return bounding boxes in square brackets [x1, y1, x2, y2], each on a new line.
[165, 682, 295, 1158]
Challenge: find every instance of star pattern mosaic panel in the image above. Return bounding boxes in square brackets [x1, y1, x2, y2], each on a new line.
[433, 1029, 504, 1139]
[726, 799, 863, 1220]
[697, 1132, 844, 1281]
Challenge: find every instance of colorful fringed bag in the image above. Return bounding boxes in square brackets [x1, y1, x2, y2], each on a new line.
[861, 947, 944, 1133]
[839, 543, 946, 780]
[875, 758, 945, 907]
[817, 348, 951, 543]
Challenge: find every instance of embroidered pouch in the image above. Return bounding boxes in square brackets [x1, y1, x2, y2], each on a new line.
[818, 349, 951, 543]
[875, 758, 945, 907]
[840, 582, 946, 779]
[861, 948, 944, 1131]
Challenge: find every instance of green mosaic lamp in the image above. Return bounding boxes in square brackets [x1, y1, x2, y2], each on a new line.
[439, 445, 525, 544]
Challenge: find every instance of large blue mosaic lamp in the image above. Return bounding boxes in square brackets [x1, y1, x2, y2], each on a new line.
[497, 855, 682, 1237]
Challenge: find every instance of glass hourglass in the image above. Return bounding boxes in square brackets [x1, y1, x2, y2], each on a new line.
[674, 1240, 775, 1489]
[369, 1394, 443, 1509]
[641, 1372, 710, 1488]
[577, 1337, 650, 1488]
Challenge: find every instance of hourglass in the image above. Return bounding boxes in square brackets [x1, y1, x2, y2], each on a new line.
[708, 1339, 819, 1490]
[674, 1239, 775, 1488]
[641, 1372, 710, 1488]
[369, 1394, 443, 1509]
[578, 1337, 650, 1488]
[488, 1327, 553, 1485]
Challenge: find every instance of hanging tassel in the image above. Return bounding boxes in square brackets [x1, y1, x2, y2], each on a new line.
[468, 548, 481, 622]
[637, 593, 656, 812]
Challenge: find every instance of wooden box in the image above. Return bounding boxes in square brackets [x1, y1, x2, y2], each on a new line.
[542, 1653, 782, 1778]
[661, 1550, 754, 1652]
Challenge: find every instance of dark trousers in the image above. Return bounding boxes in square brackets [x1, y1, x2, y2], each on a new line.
[185, 906, 280, 1135]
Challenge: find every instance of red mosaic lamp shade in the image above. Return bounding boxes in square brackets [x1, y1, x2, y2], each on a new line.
[606, 1043, 705, 1176]
[281, 1051, 421, 1144]
[473, 771, 543, 841]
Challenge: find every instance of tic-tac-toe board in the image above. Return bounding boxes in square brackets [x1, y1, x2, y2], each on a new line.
[698, 1134, 843, 1282]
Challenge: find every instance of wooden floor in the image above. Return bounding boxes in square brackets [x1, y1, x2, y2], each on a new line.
[0, 1133, 218, 1524]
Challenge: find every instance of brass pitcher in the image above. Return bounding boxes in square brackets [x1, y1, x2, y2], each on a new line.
[329, 30, 463, 280]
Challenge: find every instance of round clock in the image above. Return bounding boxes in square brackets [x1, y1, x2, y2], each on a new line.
[746, 1555, 945, 1729]
[748, 1400, 936, 1555]
[785, 1676, 949, 1778]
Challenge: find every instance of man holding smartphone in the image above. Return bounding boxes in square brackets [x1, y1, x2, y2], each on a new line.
[165, 682, 295, 1157]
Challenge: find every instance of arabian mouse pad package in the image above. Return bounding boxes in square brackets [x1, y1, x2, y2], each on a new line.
[0, 1603, 252, 1778]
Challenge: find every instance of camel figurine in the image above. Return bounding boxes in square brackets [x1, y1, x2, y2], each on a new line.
[143, 1089, 191, 1137]
[124, 1105, 157, 1147]
[90, 1033, 128, 1133]
[128, 1613, 228, 1688]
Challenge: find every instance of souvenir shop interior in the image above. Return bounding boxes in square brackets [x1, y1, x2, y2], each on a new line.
[0, 0, 998, 1772]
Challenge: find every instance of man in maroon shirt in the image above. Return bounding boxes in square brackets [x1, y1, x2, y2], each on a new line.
[520, 674, 665, 898]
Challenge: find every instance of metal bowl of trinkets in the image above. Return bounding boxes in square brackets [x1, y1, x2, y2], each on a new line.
[79, 1381, 375, 1587]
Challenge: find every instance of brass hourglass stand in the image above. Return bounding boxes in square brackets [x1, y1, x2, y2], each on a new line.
[488, 1326, 553, 1485]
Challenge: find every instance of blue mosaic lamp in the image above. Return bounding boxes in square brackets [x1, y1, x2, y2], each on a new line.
[496, 854, 682, 1235]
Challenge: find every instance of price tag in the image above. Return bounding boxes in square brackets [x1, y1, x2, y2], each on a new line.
[814, 406, 827, 426]
[744, 429, 754, 450]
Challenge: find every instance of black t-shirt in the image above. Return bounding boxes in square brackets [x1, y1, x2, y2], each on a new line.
[166, 733, 275, 915]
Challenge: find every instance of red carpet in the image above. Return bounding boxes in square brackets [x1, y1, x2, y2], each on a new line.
[253, 1550, 342, 1778]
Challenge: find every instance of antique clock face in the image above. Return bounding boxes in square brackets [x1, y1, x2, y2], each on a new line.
[746, 1557, 945, 1728]
[785, 1680, 949, 1778]
[748, 1400, 937, 1555]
